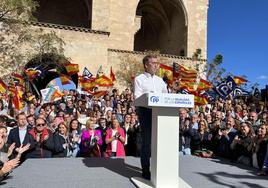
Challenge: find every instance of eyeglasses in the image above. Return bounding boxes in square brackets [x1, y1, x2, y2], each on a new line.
[37, 123, 45, 127]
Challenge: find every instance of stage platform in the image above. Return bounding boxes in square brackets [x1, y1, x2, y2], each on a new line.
[1, 156, 267, 188]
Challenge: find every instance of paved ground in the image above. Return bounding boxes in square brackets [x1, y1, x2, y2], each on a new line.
[1, 156, 267, 188]
[180, 155, 268, 188]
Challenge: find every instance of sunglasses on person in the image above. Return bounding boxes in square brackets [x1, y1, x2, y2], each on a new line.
[36, 123, 46, 127]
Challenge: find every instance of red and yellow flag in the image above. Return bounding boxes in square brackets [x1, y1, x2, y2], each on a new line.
[196, 79, 213, 91]
[159, 63, 173, 85]
[24, 69, 40, 80]
[95, 75, 113, 87]
[59, 74, 71, 85]
[85, 90, 108, 98]
[12, 73, 24, 87]
[110, 67, 116, 82]
[13, 86, 23, 111]
[234, 76, 247, 85]
[79, 76, 96, 90]
[64, 63, 79, 75]
[0, 79, 7, 94]
[173, 63, 198, 80]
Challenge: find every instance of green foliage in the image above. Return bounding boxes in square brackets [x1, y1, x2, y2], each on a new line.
[0, 0, 66, 80]
[116, 54, 144, 89]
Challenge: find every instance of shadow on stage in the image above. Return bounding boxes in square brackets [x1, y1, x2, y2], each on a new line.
[82, 157, 142, 179]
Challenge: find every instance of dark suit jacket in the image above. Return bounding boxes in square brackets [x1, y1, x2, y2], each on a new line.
[7, 126, 34, 161]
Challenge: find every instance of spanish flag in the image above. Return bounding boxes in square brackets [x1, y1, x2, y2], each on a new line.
[95, 75, 113, 87]
[159, 63, 173, 85]
[188, 90, 208, 106]
[64, 63, 79, 75]
[196, 79, 213, 91]
[59, 74, 71, 85]
[8, 80, 16, 95]
[13, 86, 23, 110]
[0, 79, 7, 94]
[85, 90, 108, 98]
[234, 76, 247, 85]
[110, 67, 116, 82]
[12, 73, 24, 86]
[79, 76, 96, 90]
[24, 68, 40, 80]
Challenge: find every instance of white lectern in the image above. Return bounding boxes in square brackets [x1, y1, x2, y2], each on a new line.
[131, 93, 194, 188]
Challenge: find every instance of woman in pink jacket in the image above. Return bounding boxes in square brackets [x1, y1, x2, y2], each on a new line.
[105, 118, 126, 158]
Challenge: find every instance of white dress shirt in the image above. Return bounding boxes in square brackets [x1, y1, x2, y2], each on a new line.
[134, 72, 168, 99]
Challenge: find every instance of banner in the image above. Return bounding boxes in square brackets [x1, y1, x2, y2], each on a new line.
[214, 76, 237, 99]
[232, 87, 249, 98]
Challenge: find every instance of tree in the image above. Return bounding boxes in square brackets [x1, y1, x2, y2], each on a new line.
[0, 0, 66, 80]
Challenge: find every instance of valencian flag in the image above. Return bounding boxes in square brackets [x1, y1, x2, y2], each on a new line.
[233, 76, 247, 85]
[95, 75, 113, 87]
[12, 73, 24, 87]
[24, 68, 41, 80]
[83, 67, 93, 79]
[59, 74, 71, 85]
[8, 80, 16, 95]
[110, 66, 116, 82]
[159, 63, 173, 85]
[96, 65, 104, 78]
[64, 63, 79, 75]
[196, 79, 213, 91]
[0, 79, 7, 94]
[173, 63, 198, 80]
[78, 76, 96, 90]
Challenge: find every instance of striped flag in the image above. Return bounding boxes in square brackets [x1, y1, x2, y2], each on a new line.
[196, 79, 213, 91]
[159, 63, 173, 85]
[13, 86, 23, 110]
[64, 63, 79, 75]
[233, 76, 247, 85]
[79, 76, 96, 90]
[0, 79, 7, 94]
[59, 74, 71, 85]
[24, 68, 41, 80]
[95, 75, 113, 87]
[173, 63, 198, 79]
[12, 73, 24, 86]
[84, 90, 108, 98]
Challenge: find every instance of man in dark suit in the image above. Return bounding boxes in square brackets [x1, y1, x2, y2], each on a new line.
[7, 112, 33, 162]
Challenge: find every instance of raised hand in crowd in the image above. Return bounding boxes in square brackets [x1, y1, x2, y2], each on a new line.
[15, 144, 31, 159]
[7, 143, 16, 158]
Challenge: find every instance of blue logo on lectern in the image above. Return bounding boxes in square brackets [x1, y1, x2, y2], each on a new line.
[150, 96, 159, 103]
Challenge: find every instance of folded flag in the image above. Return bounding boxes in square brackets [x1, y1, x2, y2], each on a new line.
[64, 63, 79, 75]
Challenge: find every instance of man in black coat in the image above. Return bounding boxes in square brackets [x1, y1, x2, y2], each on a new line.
[7, 112, 34, 162]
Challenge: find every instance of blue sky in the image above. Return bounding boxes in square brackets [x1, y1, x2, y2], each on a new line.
[208, 0, 268, 89]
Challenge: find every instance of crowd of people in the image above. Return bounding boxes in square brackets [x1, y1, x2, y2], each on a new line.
[179, 97, 268, 176]
[0, 82, 268, 181]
